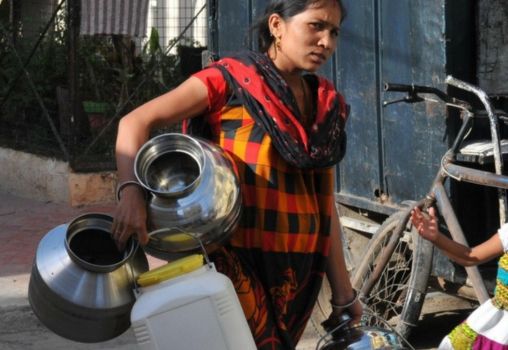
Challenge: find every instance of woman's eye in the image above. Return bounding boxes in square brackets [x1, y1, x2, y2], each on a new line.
[310, 22, 325, 30]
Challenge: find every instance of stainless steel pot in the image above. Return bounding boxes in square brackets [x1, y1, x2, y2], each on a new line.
[319, 314, 406, 349]
[28, 213, 149, 343]
[134, 133, 242, 260]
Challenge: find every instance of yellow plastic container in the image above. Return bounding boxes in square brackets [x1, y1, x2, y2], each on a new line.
[136, 254, 204, 287]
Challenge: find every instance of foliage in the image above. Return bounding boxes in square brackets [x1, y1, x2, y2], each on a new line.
[1, 22, 190, 165]
[0, 17, 68, 156]
[138, 28, 185, 104]
[78, 28, 185, 115]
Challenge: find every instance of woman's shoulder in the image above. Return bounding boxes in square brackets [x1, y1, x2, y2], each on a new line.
[191, 66, 230, 113]
[193, 65, 224, 80]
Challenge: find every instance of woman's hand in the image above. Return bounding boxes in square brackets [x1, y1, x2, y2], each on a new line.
[322, 293, 363, 334]
[344, 298, 363, 325]
[331, 291, 362, 325]
[112, 185, 149, 250]
[410, 206, 440, 242]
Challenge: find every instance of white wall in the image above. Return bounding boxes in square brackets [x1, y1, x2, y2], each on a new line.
[0, 147, 116, 205]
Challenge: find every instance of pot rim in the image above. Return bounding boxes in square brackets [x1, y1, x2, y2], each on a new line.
[134, 133, 206, 198]
[65, 213, 137, 273]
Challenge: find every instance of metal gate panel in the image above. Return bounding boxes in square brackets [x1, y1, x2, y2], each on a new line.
[336, 0, 474, 212]
[215, 0, 271, 54]
[379, 0, 448, 205]
[335, 0, 382, 205]
[215, 1, 250, 53]
[478, 0, 508, 96]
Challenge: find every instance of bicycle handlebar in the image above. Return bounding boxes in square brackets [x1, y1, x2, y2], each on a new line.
[384, 82, 452, 104]
[385, 76, 507, 223]
[445, 76, 494, 116]
[383, 79, 474, 111]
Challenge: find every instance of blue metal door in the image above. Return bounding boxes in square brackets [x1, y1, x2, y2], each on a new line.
[209, 0, 475, 216]
[337, 0, 474, 215]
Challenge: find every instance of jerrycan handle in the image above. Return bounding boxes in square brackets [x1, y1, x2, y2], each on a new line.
[147, 227, 213, 268]
[128, 227, 213, 294]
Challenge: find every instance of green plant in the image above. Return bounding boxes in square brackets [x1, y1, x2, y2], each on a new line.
[1, 20, 196, 165]
[135, 28, 185, 104]
[0, 17, 68, 156]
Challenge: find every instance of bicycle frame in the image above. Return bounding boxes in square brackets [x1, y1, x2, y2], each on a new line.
[362, 76, 508, 304]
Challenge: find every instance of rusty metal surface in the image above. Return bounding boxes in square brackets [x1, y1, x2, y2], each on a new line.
[478, 0, 508, 96]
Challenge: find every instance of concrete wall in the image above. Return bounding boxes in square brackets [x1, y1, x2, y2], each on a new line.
[0, 147, 116, 206]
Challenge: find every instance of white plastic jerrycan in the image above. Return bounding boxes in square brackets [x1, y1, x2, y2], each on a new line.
[130, 254, 257, 350]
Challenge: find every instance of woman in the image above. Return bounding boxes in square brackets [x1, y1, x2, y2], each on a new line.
[412, 207, 508, 349]
[113, 0, 362, 348]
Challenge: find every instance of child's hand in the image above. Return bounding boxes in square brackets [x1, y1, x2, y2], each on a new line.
[410, 206, 439, 242]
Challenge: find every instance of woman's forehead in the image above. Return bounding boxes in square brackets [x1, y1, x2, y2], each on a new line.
[297, 1, 342, 24]
[307, 0, 341, 12]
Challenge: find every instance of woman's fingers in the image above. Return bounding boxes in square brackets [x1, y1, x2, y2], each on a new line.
[348, 300, 363, 326]
[112, 211, 131, 250]
[136, 226, 149, 245]
[112, 192, 148, 250]
[112, 217, 148, 250]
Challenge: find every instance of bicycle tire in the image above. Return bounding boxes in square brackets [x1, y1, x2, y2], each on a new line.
[351, 210, 434, 339]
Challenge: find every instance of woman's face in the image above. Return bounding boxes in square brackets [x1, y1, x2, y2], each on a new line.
[270, 0, 342, 73]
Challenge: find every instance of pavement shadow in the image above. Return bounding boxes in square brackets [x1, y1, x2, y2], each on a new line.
[409, 308, 473, 349]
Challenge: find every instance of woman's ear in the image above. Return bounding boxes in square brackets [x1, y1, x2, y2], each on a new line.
[267, 13, 283, 38]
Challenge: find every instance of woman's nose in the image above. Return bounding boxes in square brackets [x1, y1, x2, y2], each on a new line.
[318, 32, 335, 50]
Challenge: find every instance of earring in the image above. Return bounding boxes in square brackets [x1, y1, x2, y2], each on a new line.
[272, 35, 281, 60]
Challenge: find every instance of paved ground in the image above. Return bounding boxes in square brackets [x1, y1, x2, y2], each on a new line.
[0, 191, 476, 349]
[0, 191, 322, 350]
[0, 191, 139, 350]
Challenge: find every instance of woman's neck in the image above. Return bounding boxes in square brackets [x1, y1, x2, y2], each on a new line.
[267, 45, 302, 86]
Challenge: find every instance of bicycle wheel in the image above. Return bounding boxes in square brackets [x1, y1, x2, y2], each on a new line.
[351, 210, 433, 339]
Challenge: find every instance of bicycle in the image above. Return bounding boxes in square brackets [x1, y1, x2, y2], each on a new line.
[351, 76, 508, 339]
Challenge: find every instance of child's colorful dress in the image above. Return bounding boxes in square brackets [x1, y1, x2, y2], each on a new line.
[439, 224, 508, 349]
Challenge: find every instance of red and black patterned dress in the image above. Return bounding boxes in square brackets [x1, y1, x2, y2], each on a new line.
[186, 51, 348, 349]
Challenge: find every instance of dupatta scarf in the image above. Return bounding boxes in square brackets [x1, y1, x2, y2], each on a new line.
[187, 50, 348, 169]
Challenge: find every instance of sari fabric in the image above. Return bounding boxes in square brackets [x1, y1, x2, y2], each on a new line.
[185, 51, 348, 349]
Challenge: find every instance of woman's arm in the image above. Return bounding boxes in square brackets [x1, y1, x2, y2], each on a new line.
[411, 207, 504, 266]
[112, 76, 210, 247]
[326, 182, 362, 324]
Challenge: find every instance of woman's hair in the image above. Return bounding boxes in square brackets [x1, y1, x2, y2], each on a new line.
[252, 0, 346, 52]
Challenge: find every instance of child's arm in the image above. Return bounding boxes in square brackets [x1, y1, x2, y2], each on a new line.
[411, 207, 504, 266]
